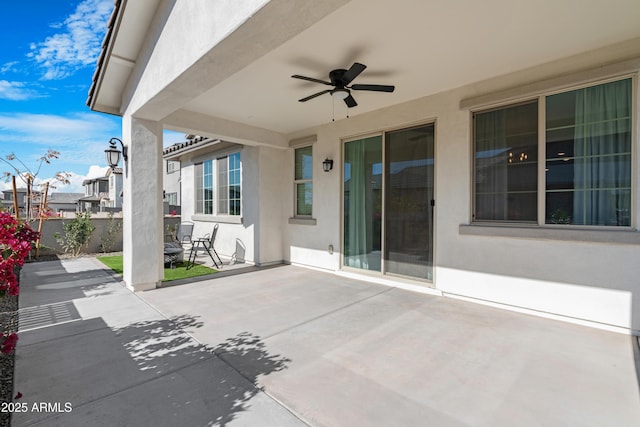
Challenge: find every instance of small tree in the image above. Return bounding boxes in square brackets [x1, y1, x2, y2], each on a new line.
[100, 212, 122, 253]
[1, 150, 71, 221]
[54, 212, 96, 257]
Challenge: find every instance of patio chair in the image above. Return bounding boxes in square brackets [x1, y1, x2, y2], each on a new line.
[186, 224, 222, 269]
[175, 221, 194, 246]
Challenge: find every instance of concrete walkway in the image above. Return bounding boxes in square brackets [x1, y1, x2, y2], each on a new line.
[14, 258, 640, 426]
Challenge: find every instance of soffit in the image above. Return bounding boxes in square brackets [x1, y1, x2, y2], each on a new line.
[180, 0, 640, 134]
[92, 0, 640, 134]
[89, 0, 160, 114]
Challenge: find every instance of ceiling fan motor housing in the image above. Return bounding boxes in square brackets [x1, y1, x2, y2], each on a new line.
[329, 69, 348, 87]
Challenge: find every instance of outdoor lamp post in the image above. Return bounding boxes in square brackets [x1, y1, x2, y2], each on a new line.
[105, 137, 128, 170]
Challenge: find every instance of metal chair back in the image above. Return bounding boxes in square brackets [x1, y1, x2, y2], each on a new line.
[177, 221, 194, 245]
[208, 223, 219, 246]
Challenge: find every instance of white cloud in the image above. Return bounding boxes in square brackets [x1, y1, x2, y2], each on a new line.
[85, 164, 110, 179]
[0, 80, 41, 101]
[0, 164, 108, 194]
[1, 61, 19, 73]
[0, 111, 120, 183]
[63, 165, 109, 193]
[29, 0, 113, 80]
[0, 112, 116, 143]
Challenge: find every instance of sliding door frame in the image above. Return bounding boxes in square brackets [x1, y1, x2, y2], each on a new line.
[340, 120, 437, 285]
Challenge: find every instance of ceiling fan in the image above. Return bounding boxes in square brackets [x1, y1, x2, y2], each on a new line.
[292, 62, 394, 108]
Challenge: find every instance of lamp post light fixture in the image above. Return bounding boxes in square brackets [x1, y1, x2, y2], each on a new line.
[105, 137, 128, 170]
[322, 157, 334, 172]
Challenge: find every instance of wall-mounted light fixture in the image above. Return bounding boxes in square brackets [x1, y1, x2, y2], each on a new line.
[322, 157, 334, 172]
[105, 137, 128, 170]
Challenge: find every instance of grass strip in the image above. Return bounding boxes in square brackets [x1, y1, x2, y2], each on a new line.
[97, 255, 217, 282]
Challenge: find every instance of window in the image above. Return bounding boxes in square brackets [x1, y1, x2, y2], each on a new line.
[166, 160, 179, 174]
[195, 152, 241, 216]
[474, 78, 632, 227]
[165, 192, 178, 205]
[294, 146, 313, 216]
[217, 152, 241, 216]
[474, 102, 538, 222]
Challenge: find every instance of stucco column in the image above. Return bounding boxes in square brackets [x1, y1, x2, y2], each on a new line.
[121, 116, 164, 291]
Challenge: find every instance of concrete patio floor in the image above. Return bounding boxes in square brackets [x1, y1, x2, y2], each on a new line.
[13, 257, 640, 426]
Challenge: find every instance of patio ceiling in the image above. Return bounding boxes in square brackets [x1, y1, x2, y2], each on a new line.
[92, 0, 640, 137]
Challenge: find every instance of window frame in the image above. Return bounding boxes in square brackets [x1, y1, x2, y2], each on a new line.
[471, 74, 636, 229]
[166, 160, 180, 174]
[194, 151, 242, 218]
[165, 192, 178, 206]
[294, 145, 313, 218]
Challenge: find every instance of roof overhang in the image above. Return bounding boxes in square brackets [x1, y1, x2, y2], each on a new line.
[163, 138, 242, 160]
[87, 0, 161, 115]
[89, 0, 640, 137]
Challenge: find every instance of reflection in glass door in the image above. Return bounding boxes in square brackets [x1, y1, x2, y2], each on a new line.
[385, 125, 434, 280]
[343, 124, 434, 281]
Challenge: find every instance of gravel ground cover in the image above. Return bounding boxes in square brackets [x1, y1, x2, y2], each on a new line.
[0, 294, 18, 427]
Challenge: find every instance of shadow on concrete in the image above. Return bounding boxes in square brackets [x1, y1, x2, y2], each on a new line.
[213, 331, 291, 388]
[232, 238, 246, 264]
[15, 313, 292, 426]
[19, 259, 117, 308]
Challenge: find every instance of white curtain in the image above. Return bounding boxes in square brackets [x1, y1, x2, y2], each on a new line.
[475, 110, 507, 220]
[573, 79, 631, 226]
[344, 139, 369, 269]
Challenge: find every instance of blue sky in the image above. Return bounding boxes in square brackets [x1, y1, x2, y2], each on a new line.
[0, 0, 183, 194]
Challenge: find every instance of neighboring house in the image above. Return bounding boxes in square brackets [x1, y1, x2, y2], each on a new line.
[1, 188, 29, 212]
[1, 188, 42, 216]
[107, 167, 124, 208]
[3, 188, 82, 215]
[79, 176, 109, 212]
[46, 192, 84, 214]
[163, 143, 182, 213]
[88, 1, 640, 335]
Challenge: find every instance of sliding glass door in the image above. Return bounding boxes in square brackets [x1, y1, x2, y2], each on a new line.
[343, 124, 435, 281]
[385, 126, 434, 279]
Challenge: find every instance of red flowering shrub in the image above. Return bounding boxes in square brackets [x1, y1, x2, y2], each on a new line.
[1, 333, 18, 355]
[0, 212, 39, 354]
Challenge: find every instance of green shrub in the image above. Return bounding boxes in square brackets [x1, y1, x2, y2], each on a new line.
[100, 212, 122, 253]
[54, 212, 96, 257]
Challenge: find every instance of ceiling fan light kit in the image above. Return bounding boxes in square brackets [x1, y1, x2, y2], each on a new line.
[331, 88, 349, 100]
[292, 62, 395, 108]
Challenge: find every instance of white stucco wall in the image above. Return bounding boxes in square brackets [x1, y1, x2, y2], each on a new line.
[285, 136, 342, 270]
[283, 47, 640, 333]
[257, 146, 287, 264]
[122, 0, 270, 119]
[121, 116, 164, 291]
[163, 160, 181, 207]
[177, 144, 273, 265]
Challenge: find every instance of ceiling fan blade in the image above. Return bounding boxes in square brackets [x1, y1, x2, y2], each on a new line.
[351, 84, 395, 92]
[344, 94, 358, 108]
[292, 75, 332, 86]
[299, 89, 332, 102]
[341, 62, 366, 85]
